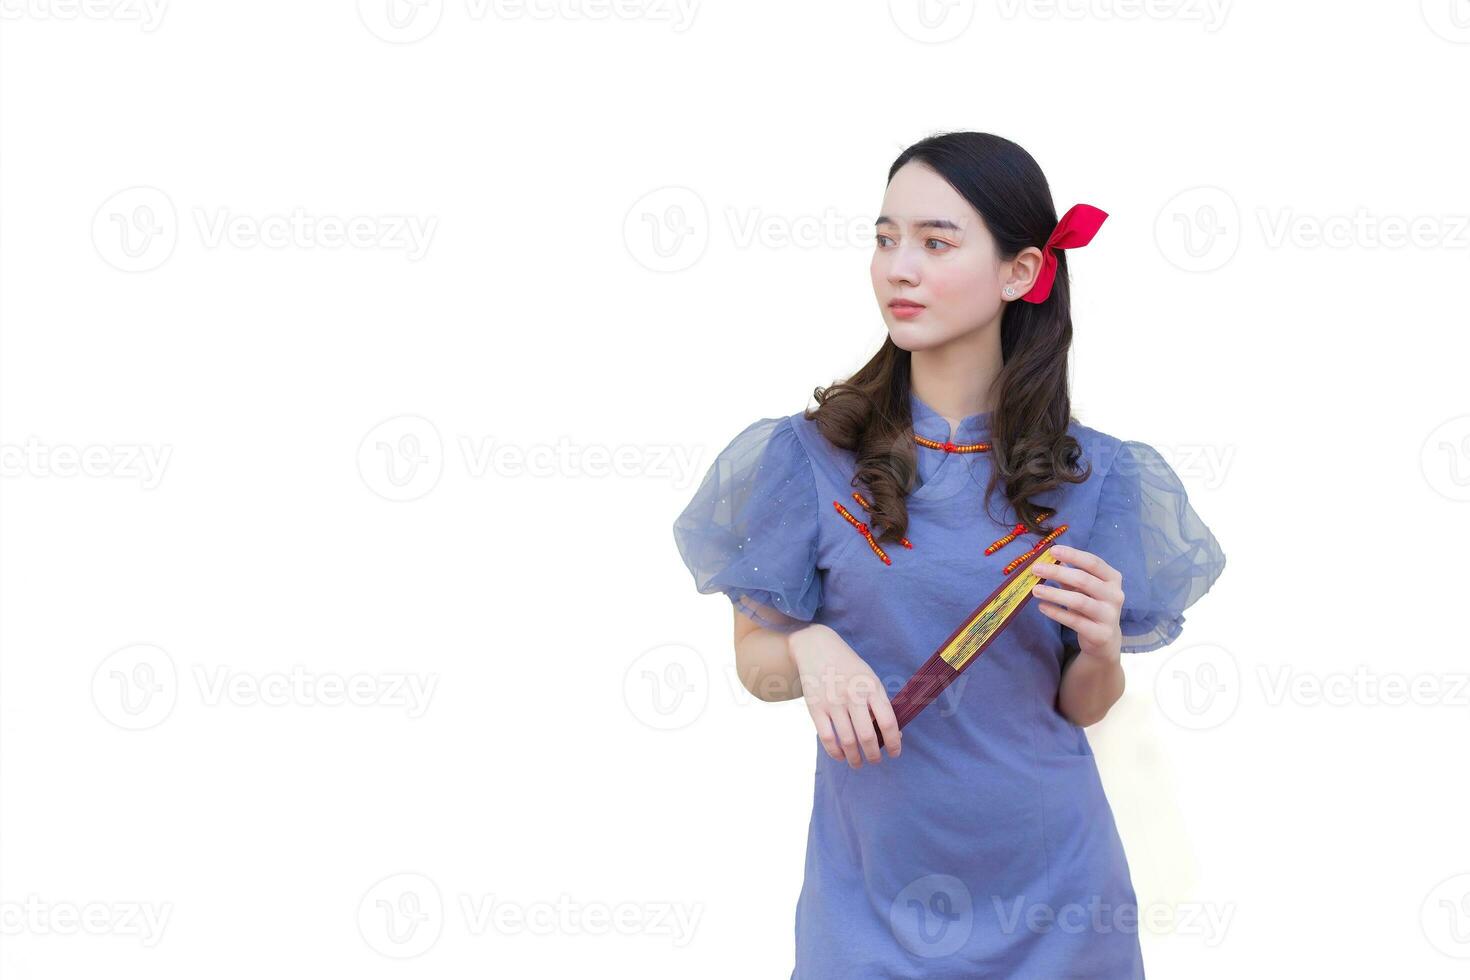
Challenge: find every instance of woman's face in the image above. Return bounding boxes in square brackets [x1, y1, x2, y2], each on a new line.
[870, 161, 1037, 351]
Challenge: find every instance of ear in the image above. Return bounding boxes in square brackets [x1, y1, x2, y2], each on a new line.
[1003, 246, 1046, 299]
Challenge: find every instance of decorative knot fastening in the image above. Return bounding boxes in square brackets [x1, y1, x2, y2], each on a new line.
[832, 499, 893, 565]
[851, 491, 912, 549]
[985, 508, 1056, 555]
[986, 509, 1069, 574]
[913, 433, 990, 455]
[1000, 523, 1069, 574]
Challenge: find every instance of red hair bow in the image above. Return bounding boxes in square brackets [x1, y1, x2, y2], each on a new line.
[1020, 203, 1109, 304]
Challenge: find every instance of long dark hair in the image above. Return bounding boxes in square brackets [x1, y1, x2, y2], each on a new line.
[806, 132, 1091, 543]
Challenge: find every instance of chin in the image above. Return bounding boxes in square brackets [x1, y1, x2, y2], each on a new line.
[885, 316, 953, 352]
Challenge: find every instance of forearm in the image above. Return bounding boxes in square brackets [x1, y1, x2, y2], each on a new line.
[1057, 649, 1125, 727]
[734, 624, 813, 702]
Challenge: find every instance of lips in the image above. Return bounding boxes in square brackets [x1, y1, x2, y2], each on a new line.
[889, 299, 925, 309]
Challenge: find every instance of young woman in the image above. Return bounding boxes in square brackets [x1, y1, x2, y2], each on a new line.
[672, 131, 1225, 978]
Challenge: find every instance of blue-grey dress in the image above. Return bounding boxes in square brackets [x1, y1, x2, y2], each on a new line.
[672, 391, 1226, 978]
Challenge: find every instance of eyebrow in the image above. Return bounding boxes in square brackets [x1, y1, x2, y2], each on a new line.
[874, 216, 963, 232]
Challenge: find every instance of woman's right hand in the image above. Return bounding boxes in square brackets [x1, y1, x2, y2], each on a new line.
[787, 624, 901, 767]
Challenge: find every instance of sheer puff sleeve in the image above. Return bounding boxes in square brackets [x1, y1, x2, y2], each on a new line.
[1079, 439, 1227, 654]
[672, 416, 822, 634]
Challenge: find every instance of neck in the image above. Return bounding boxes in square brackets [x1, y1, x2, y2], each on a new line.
[909, 325, 1002, 428]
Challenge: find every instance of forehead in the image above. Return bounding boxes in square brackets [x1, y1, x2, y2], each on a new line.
[876, 161, 977, 229]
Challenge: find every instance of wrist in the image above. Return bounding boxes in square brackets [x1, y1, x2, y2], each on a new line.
[1080, 631, 1123, 666]
[786, 621, 830, 665]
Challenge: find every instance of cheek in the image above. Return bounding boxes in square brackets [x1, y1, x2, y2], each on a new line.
[930, 263, 1002, 324]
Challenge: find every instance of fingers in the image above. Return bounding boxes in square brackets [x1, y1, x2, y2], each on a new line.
[867, 693, 902, 758]
[1031, 559, 1119, 606]
[1035, 598, 1114, 646]
[1035, 598, 1085, 632]
[1034, 545, 1122, 596]
[826, 708, 864, 768]
[806, 670, 903, 769]
[845, 701, 882, 765]
[1031, 548, 1125, 630]
[1032, 582, 1108, 624]
[1047, 544, 1120, 582]
[809, 709, 845, 763]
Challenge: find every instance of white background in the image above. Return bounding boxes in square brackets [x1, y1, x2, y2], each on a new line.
[2, 1, 1468, 976]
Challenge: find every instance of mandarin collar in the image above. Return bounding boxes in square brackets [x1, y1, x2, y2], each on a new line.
[908, 390, 993, 443]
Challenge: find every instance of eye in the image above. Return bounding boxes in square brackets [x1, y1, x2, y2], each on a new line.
[925, 238, 953, 251]
[875, 233, 893, 247]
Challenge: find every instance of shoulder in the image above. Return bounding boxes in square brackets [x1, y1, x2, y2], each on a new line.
[784, 409, 860, 484]
[713, 413, 805, 461]
[781, 408, 837, 463]
[784, 409, 818, 447]
[1065, 418, 1128, 480]
[1064, 421, 1186, 501]
[705, 413, 821, 497]
[707, 409, 844, 479]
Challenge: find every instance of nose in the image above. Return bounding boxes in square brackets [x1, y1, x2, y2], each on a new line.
[886, 246, 921, 288]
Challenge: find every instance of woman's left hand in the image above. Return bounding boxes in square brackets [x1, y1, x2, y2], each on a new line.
[1029, 544, 1123, 662]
